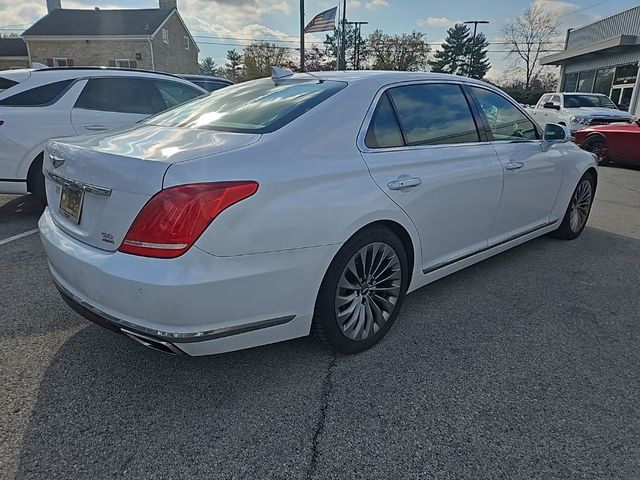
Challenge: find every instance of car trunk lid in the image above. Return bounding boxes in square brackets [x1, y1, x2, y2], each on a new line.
[44, 124, 260, 251]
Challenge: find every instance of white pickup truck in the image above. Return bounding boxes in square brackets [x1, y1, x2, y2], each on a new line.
[528, 92, 634, 136]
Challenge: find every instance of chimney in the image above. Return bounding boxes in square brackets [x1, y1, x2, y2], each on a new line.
[46, 0, 61, 13]
[158, 0, 176, 10]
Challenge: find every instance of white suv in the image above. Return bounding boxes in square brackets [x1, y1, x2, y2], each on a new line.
[528, 92, 634, 136]
[0, 67, 206, 200]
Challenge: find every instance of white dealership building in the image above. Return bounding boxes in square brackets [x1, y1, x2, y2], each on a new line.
[541, 5, 640, 117]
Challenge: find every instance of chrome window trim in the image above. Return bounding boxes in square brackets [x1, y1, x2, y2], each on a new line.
[357, 79, 501, 154]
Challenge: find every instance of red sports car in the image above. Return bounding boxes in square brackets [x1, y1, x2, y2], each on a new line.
[576, 120, 640, 165]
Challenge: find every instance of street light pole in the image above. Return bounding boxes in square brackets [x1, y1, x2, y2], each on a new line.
[463, 20, 489, 78]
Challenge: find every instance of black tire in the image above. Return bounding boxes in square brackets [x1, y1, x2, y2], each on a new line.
[27, 154, 46, 205]
[582, 135, 609, 165]
[312, 225, 409, 354]
[551, 171, 595, 240]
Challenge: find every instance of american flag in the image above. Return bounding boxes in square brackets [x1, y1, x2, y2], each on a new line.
[304, 7, 338, 33]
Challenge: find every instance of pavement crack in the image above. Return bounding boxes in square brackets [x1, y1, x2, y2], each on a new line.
[307, 353, 337, 480]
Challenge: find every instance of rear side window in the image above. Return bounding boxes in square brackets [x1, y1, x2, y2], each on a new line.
[387, 84, 480, 146]
[365, 93, 404, 148]
[0, 80, 73, 106]
[0, 78, 18, 93]
[75, 78, 163, 115]
[154, 80, 204, 109]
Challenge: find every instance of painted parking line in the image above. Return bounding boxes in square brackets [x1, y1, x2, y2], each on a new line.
[0, 228, 39, 246]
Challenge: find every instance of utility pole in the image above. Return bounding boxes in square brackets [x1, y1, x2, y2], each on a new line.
[340, 0, 347, 70]
[463, 20, 489, 78]
[346, 21, 368, 69]
[300, 0, 305, 71]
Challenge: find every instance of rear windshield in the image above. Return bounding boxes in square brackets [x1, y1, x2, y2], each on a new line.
[0, 77, 18, 93]
[143, 78, 346, 133]
[564, 94, 617, 109]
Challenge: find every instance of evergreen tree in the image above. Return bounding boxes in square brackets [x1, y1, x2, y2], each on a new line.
[429, 23, 469, 75]
[225, 49, 243, 82]
[199, 57, 219, 76]
[466, 32, 491, 79]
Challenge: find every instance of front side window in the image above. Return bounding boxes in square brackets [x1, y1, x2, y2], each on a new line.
[144, 78, 346, 133]
[365, 92, 404, 149]
[537, 94, 551, 108]
[75, 77, 162, 114]
[0, 80, 73, 106]
[386, 83, 480, 146]
[471, 87, 539, 141]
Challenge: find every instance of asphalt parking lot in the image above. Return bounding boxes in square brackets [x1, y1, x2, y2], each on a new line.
[1, 165, 640, 480]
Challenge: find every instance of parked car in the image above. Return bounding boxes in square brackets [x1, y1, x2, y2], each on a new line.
[179, 74, 233, 92]
[576, 119, 640, 165]
[528, 92, 634, 136]
[0, 67, 206, 201]
[39, 70, 597, 357]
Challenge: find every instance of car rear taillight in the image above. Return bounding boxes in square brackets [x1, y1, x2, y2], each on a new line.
[119, 181, 258, 259]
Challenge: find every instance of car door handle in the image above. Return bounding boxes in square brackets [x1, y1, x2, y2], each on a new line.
[84, 124, 108, 131]
[504, 161, 524, 171]
[387, 177, 422, 190]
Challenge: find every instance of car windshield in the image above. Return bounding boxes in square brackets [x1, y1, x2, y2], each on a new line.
[143, 78, 346, 133]
[564, 94, 618, 109]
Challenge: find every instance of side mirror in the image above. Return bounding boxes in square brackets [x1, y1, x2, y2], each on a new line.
[543, 102, 560, 110]
[544, 123, 570, 143]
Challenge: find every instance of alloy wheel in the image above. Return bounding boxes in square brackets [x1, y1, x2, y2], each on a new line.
[569, 179, 593, 233]
[586, 138, 608, 164]
[335, 242, 402, 341]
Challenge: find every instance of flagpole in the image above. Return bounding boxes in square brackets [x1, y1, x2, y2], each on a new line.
[300, 0, 305, 72]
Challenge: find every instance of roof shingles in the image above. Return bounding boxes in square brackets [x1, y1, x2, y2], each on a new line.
[22, 8, 173, 37]
[0, 38, 28, 57]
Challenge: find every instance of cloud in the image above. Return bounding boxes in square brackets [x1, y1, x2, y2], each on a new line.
[418, 16, 457, 28]
[531, 0, 600, 30]
[365, 0, 388, 11]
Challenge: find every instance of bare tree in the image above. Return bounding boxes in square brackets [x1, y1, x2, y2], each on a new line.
[242, 42, 290, 80]
[503, 4, 559, 89]
[365, 30, 430, 71]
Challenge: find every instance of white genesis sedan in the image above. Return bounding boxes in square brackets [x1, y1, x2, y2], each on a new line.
[39, 71, 597, 356]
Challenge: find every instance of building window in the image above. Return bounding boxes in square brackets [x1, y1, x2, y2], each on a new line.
[563, 72, 578, 92]
[162, 28, 169, 44]
[593, 67, 615, 95]
[53, 58, 68, 67]
[184, 36, 190, 50]
[115, 59, 131, 68]
[577, 70, 595, 92]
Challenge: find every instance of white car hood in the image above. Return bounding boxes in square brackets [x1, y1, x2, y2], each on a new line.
[564, 107, 633, 118]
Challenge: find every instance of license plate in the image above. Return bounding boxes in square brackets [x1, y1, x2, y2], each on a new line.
[59, 185, 85, 224]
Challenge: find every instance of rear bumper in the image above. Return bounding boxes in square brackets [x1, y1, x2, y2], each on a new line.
[39, 208, 340, 356]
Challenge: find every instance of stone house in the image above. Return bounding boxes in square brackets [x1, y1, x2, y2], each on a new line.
[0, 38, 30, 70]
[21, 0, 199, 74]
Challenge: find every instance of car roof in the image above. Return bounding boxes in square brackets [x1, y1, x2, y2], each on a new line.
[283, 70, 492, 88]
[179, 74, 232, 83]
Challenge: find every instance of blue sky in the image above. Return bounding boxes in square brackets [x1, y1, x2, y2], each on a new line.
[1, 0, 639, 78]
